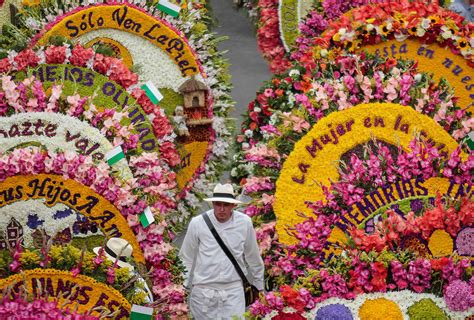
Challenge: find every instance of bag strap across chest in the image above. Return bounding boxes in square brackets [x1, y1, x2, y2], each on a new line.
[202, 212, 250, 287]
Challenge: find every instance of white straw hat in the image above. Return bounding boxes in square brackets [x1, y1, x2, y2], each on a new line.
[93, 237, 134, 270]
[203, 183, 243, 204]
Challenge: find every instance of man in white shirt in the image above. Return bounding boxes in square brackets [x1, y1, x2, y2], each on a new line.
[179, 183, 264, 319]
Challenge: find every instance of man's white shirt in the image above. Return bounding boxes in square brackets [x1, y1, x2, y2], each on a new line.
[179, 210, 264, 290]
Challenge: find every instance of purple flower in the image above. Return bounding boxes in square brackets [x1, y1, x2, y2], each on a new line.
[444, 280, 474, 311]
[456, 227, 474, 256]
[316, 304, 353, 320]
[26, 214, 44, 229]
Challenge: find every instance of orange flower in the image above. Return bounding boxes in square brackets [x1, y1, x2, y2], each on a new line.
[280, 285, 306, 312]
[301, 80, 312, 93]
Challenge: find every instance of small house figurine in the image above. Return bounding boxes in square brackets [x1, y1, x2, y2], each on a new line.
[177, 77, 213, 142]
[179, 76, 208, 110]
[0, 218, 24, 249]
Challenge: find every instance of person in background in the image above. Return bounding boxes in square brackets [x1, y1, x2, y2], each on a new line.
[94, 237, 153, 303]
[179, 183, 264, 319]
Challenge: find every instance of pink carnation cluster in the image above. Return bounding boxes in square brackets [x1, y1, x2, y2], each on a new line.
[332, 140, 473, 209]
[0, 147, 144, 215]
[0, 297, 98, 319]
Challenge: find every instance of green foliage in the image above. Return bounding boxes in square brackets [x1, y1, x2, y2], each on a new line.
[47, 35, 71, 47]
[91, 43, 117, 57]
[70, 235, 105, 251]
[407, 299, 448, 320]
[159, 88, 184, 116]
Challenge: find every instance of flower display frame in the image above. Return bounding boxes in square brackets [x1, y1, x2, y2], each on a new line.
[0, 76, 179, 217]
[11, 1, 235, 225]
[0, 268, 131, 319]
[246, 196, 473, 318]
[0, 45, 180, 165]
[294, 2, 474, 112]
[0, 147, 187, 315]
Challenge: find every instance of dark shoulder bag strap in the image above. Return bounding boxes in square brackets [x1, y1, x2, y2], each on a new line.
[202, 212, 251, 287]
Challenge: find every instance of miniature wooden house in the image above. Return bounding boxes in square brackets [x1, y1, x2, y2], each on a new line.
[179, 76, 208, 110]
[178, 77, 213, 142]
[0, 218, 24, 249]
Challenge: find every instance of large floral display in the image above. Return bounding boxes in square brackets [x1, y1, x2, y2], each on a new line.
[233, 45, 473, 317]
[0, 0, 237, 318]
[294, 2, 474, 113]
[5, 0, 235, 227]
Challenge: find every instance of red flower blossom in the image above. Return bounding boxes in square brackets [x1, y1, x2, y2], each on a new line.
[14, 49, 39, 71]
[45, 45, 67, 64]
[69, 45, 94, 67]
[280, 285, 306, 311]
[0, 58, 11, 73]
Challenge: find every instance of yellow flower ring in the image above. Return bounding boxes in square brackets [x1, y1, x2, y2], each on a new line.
[315, 3, 474, 113]
[274, 103, 461, 244]
[30, 4, 213, 194]
[0, 268, 131, 319]
[0, 174, 145, 264]
[33, 5, 199, 77]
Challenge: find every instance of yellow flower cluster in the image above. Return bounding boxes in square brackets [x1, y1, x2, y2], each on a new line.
[359, 298, 403, 320]
[0, 268, 131, 316]
[177, 141, 209, 189]
[273, 103, 461, 244]
[428, 230, 454, 258]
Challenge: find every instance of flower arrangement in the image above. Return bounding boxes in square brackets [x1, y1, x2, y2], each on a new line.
[0, 45, 181, 166]
[6, 1, 235, 229]
[294, 2, 474, 65]
[232, 54, 472, 237]
[0, 77, 179, 215]
[0, 147, 187, 315]
[349, 196, 474, 253]
[245, 198, 473, 318]
[0, 244, 150, 306]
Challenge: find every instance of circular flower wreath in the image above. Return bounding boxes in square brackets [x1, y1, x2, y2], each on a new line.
[245, 141, 473, 319]
[294, 1, 474, 65]
[1, 244, 150, 309]
[0, 147, 187, 317]
[0, 75, 178, 215]
[253, 0, 389, 73]
[232, 53, 473, 222]
[0, 44, 181, 167]
[10, 1, 235, 226]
